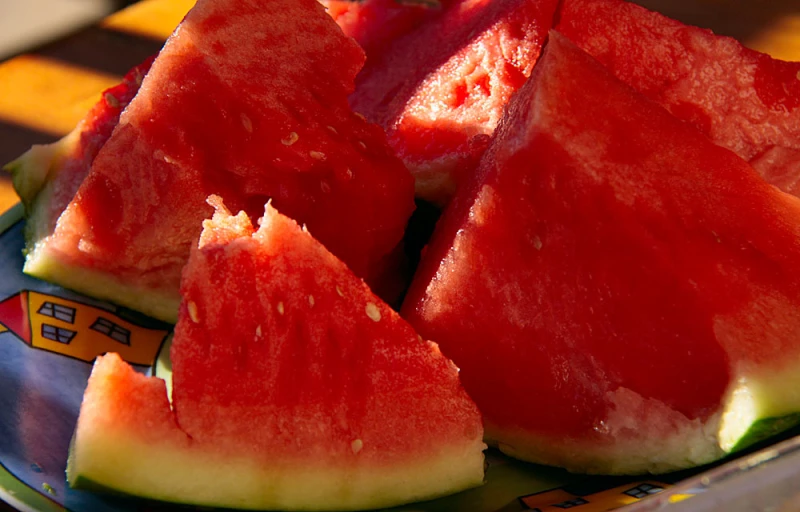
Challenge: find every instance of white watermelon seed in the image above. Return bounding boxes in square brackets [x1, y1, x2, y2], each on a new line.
[351, 439, 364, 454]
[357, 141, 367, 150]
[308, 295, 315, 307]
[336, 286, 344, 297]
[282, 132, 299, 146]
[354, 112, 366, 121]
[310, 151, 326, 160]
[326, 125, 338, 134]
[345, 168, 354, 180]
[321, 181, 331, 193]
[241, 113, 253, 133]
[532, 235, 543, 251]
[366, 303, 381, 322]
[277, 302, 285, 315]
[255, 325, 262, 337]
[187, 301, 200, 323]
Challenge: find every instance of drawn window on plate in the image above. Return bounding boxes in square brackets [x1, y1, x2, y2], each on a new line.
[552, 498, 589, 509]
[41, 324, 77, 344]
[624, 483, 664, 499]
[90, 317, 131, 346]
[37, 302, 76, 324]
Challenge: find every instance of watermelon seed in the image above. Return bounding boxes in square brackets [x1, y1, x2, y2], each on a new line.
[277, 302, 285, 315]
[351, 439, 364, 454]
[310, 151, 326, 160]
[326, 125, 338, 135]
[345, 168, 354, 180]
[357, 141, 367, 151]
[366, 302, 381, 322]
[104, 93, 120, 109]
[308, 295, 315, 307]
[153, 149, 176, 164]
[336, 286, 344, 297]
[796, 70, 800, 81]
[255, 325, 262, 337]
[354, 112, 366, 122]
[282, 132, 299, 146]
[241, 113, 253, 133]
[532, 235, 543, 251]
[187, 301, 200, 323]
[321, 181, 331, 193]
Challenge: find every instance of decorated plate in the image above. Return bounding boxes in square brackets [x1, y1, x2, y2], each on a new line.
[1, 197, 800, 512]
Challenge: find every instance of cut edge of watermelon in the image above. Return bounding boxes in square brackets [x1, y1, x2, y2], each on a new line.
[484, 408, 724, 475]
[23, 247, 179, 323]
[483, 362, 800, 475]
[69, 353, 485, 510]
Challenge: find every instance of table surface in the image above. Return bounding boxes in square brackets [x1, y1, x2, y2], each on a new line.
[0, 0, 799, 511]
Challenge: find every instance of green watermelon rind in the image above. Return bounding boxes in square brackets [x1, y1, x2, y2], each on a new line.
[725, 413, 800, 454]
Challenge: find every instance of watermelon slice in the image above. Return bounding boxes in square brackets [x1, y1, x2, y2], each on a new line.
[556, 0, 800, 197]
[351, 0, 560, 205]
[402, 31, 800, 474]
[320, 0, 447, 64]
[18, 0, 415, 323]
[67, 197, 485, 510]
[5, 57, 152, 255]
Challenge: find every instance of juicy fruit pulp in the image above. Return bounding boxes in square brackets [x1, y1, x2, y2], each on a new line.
[22, 0, 414, 323]
[68, 198, 485, 510]
[402, 31, 800, 474]
[557, 0, 800, 197]
[351, 0, 560, 205]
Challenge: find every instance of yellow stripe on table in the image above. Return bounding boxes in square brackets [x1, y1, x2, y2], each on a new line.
[0, 56, 120, 137]
[746, 15, 800, 62]
[101, 0, 195, 41]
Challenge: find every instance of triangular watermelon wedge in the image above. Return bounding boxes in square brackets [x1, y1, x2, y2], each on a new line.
[5, 57, 152, 253]
[556, 0, 800, 197]
[402, 31, 800, 474]
[351, 0, 560, 205]
[67, 197, 485, 510]
[21, 0, 414, 323]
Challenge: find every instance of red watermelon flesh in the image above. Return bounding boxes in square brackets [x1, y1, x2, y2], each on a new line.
[402, 31, 800, 474]
[24, 0, 415, 323]
[320, 0, 448, 65]
[6, 58, 152, 247]
[556, 0, 800, 197]
[67, 197, 485, 510]
[351, 0, 559, 205]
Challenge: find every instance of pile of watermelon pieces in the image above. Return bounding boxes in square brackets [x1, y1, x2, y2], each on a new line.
[7, 0, 800, 509]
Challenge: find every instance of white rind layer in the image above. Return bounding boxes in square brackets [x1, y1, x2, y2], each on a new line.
[24, 244, 179, 324]
[71, 428, 486, 511]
